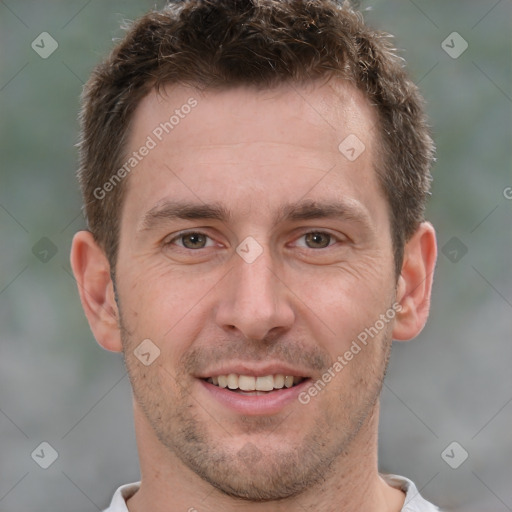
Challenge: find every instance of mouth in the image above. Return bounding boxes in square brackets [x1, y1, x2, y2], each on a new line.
[199, 370, 312, 415]
[202, 374, 306, 395]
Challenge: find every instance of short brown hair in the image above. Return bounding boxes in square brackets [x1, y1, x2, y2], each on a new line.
[78, 0, 434, 276]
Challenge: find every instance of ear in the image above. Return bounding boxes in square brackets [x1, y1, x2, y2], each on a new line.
[70, 230, 122, 352]
[392, 222, 437, 341]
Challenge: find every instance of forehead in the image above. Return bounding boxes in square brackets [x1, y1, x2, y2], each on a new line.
[130, 79, 377, 152]
[120, 79, 385, 231]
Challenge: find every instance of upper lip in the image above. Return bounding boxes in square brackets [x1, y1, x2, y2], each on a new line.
[196, 362, 311, 379]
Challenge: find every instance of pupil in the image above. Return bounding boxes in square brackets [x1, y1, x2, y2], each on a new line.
[184, 233, 205, 248]
[307, 232, 329, 248]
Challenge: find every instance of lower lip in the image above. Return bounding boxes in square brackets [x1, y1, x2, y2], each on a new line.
[199, 378, 311, 415]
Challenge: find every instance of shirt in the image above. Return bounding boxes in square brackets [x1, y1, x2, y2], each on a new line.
[103, 474, 440, 511]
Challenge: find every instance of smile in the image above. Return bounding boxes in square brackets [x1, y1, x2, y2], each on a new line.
[199, 374, 311, 415]
[204, 374, 306, 394]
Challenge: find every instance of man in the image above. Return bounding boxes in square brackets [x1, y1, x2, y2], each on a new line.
[70, 0, 439, 510]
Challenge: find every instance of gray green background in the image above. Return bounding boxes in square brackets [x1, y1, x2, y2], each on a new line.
[1, 1, 511, 510]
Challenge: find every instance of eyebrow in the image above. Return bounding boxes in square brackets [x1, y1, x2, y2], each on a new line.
[138, 201, 231, 232]
[138, 198, 372, 233]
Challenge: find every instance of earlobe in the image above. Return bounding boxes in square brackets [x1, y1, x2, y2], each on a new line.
[70, 231, 123, 353]
[392, 222, 437, 342]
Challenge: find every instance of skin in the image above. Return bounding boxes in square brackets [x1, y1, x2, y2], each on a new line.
[71, 79, 437, 512]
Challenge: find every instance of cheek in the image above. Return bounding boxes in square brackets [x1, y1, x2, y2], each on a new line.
[302, 261, 393, 342]
[119, 259, 194, 320]
[117, 262, 223, 363]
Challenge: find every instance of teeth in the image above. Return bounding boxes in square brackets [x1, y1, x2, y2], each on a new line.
[227, 373, 238, 390]
[255, 375, 274, 391]
[207, 374, 304, 391]
[273, 374, 285, 389]
[238, 375, 256, 391]
[284, 375, 294, 388]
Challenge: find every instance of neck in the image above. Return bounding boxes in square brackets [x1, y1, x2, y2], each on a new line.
[127, 399, 404, 512]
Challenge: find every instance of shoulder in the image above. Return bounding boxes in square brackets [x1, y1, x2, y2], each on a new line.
[381, 473, 441, 512]
[102, 482, 141, 512]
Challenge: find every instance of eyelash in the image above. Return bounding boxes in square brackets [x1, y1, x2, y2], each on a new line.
[164, 230, 342, 250]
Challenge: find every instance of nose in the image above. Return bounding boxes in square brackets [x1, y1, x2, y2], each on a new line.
[214, 245, 295, 341]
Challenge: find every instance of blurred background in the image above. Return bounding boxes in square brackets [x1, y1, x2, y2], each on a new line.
[0, 1, 510, 511]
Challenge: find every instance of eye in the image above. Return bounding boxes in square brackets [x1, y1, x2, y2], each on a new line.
[165, 231, 215, 250]
[295, 231, 339, 249]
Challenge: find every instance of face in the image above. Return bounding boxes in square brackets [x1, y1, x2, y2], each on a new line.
[115, 81, 398, 500]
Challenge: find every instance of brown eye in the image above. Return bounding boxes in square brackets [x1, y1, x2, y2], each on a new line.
[180, 232, 208, 249]
[303, 232, 333, 249]
[166, 232, 213, 250]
